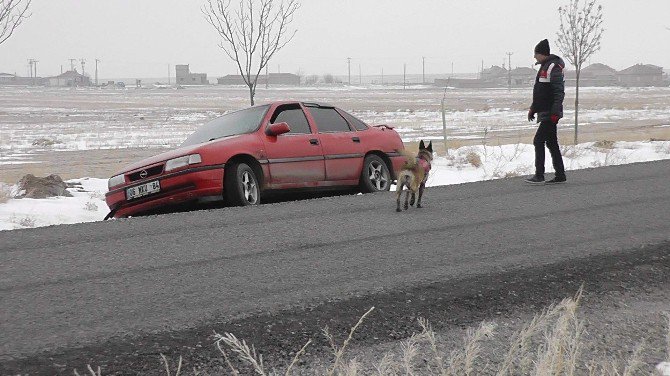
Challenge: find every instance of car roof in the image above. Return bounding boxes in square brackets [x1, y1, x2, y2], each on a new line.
[256, 101, 336, 109]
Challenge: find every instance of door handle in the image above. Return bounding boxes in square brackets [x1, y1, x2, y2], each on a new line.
[352, 137, 360, 143]
[309, 139, 319, 145]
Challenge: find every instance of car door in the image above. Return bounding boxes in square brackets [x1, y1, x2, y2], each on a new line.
[304, 104, 364, 183]
[261, 103, 325, 187]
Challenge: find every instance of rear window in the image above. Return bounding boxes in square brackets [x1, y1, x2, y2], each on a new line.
[307, 106, 352, 133]
[181, 105, 269, 146]
[338, 109, 369, 131]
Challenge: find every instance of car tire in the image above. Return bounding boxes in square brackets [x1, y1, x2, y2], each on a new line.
[359, 154, 391, 193]
[225, 162, 260, 206]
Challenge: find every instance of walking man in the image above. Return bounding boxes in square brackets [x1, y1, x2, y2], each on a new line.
[526, 39, 567, 185]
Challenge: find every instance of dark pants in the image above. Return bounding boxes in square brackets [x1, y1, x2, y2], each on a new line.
[533, 120, 565, 178]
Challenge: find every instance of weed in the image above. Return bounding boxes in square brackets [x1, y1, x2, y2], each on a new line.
[466, 152, 482, 168]
[593, 140, 616, 149]
[84, 201, 99, 211]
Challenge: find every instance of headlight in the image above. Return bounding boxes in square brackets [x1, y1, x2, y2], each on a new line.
[165, 154, 202, 172]
[108, 174, 125, 189]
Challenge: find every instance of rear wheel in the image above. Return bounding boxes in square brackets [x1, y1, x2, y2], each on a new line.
[359, 154, 391, 193]
[225, 162, 260, 206]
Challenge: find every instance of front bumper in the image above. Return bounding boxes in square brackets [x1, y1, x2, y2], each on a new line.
[105, 165, 225, 218]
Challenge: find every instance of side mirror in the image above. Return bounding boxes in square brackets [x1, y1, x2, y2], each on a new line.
[265, 122, 291, 136]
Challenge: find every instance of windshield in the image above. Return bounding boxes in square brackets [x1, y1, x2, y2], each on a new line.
[180, 105, 269, 147]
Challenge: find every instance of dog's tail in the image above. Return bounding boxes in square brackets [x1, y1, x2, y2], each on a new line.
[398, 149, 418, 170]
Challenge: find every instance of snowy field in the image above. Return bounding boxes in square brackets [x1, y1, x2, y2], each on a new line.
[1, 85, 669, 163]
[1, 84, 669, 231]
[1, 139, 669, 231]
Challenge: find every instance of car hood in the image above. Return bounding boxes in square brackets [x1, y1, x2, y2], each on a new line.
[116, 135, 242, 174]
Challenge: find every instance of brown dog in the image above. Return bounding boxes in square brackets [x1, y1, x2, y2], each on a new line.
[396, 140, 433, 212]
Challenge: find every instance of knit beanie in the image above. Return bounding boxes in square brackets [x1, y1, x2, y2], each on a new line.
[534, 39, 550, 55]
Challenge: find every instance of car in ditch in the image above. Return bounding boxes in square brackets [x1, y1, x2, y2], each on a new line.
[104, 101, 406, 218]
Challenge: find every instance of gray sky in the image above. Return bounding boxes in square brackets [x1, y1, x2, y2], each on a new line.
[2, 0, 669, 78]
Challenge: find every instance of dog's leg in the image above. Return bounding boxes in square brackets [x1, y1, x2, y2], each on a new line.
[409, 192, 416, 206]
[404, 190, 410, 210]
[416, 183, 425, 208]
[395, 184, 403, 212]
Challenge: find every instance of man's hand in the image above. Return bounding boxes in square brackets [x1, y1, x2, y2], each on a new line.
[551, 114, 560, 124]
[527, 109, 535, 122]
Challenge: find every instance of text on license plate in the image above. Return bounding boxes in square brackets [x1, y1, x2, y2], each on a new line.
[126, 180, 160, 200]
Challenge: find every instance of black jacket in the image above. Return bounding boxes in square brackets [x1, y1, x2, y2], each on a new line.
[531, 54, 565, 122]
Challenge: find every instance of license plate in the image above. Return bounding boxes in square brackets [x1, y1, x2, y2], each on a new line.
[126, 180, 160, 200]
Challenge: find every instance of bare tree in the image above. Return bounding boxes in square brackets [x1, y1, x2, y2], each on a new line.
[556, 0, 604, 145]
[0, 0, 32, 46]
[203, 0, 299, 106]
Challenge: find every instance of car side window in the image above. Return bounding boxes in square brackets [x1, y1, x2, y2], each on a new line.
[307, 106, 352, 133]
[270, 105, 311, 134]
[338, 109, 369, 131]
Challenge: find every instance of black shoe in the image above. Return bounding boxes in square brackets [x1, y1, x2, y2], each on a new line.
[546, 176, 567, 184]
[525, 175, 545, 185]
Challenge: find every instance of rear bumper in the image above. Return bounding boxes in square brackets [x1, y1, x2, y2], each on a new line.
[105, 165, 225, 218]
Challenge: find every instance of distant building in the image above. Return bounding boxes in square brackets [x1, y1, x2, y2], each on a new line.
[509, 67, 536, 86]
[0, 72, 45, 85]
[47, 70, 90, 87]
[175, 65, 208, 85]
[617, 64, 666, 87]
[217, 73, 301, 86]
[565, 63, 618, 86]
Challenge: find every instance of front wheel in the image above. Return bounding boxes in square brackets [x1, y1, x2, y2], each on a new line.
[359, 155, 391, 193]
[225, 162, 260, 206]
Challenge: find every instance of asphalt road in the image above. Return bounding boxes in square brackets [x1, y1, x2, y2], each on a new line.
[1, 160, 669, 373]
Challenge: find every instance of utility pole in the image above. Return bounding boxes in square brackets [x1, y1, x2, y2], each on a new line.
[265, 64, 269, 89]
[422, 56, 425, 84]
[451, 62, 454, 76]
[27, 59, 33, 78]
[403, 63, 406, 90]
[481, 60, 484, 79]
[506, 52, 513, 91]
[358, 63, 361, 84]
[80, 58, 86, 77]
[95, 59, 101, 86]
[33, 60, 38, 84]
[347, 57, 351, 85]
[69, 58, 77, 72]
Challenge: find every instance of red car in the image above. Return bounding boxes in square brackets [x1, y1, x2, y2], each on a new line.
[105, 101, 405, 218]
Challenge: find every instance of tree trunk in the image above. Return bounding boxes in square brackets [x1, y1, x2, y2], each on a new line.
[574, 71, 580, 145]
[248, 83, 255, 106]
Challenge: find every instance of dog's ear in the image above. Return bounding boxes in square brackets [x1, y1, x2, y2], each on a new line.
[427, 141, 433, 153]
[419, 140, 425, 150]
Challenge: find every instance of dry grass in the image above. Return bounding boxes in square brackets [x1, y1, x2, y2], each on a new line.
[593, 140, 616, 149]
[68, 289, 666, 376]
[466, 152, 482, 168]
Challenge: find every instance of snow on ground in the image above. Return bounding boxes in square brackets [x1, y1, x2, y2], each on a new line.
[1, 140, 669, 232]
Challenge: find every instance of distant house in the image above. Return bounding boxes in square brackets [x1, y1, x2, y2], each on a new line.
[481, 65, 507, 82]
[617, 64, 665, 87]
[468, 65, 535, 87]
[509, 67, 536, 86]
[48, 70, 90, 87]
[564, 63, 618, 87]
[217, 73, 301, 86]
[175, 65, 208, 85]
